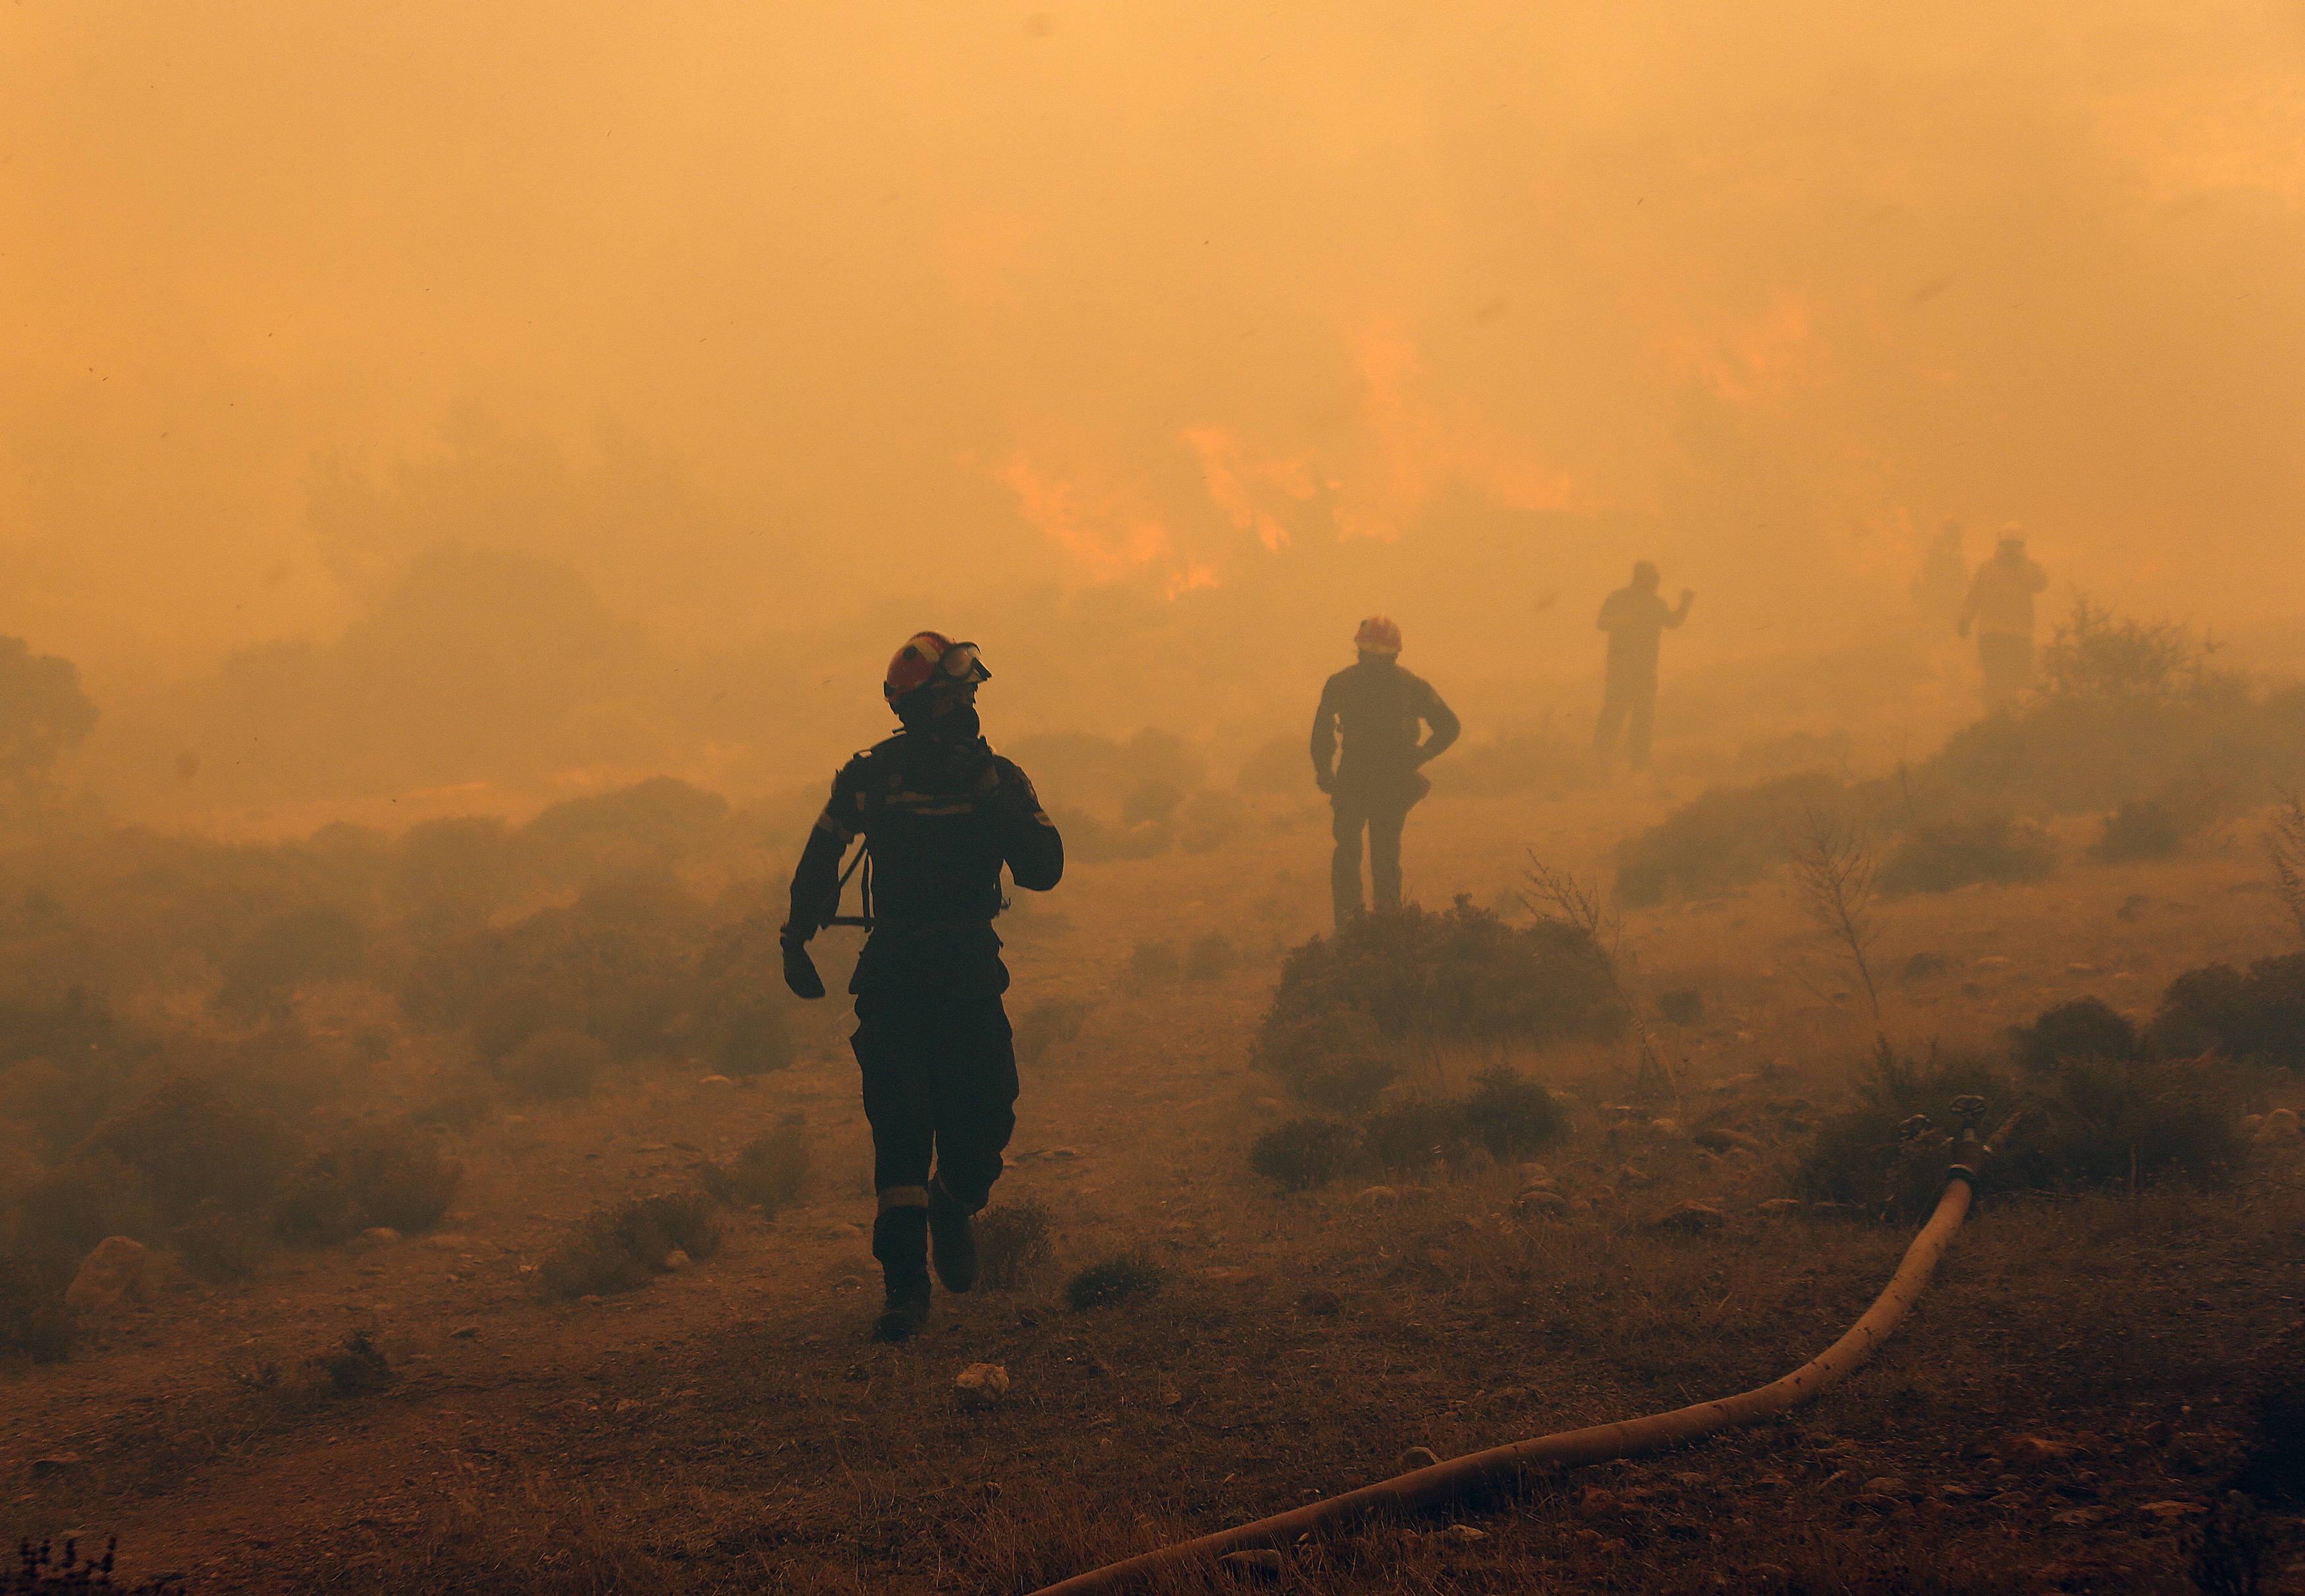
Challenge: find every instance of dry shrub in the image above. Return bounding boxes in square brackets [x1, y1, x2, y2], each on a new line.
[2150, 953, 2305, 1069]
[1614, 771, 1849, 905]
[1461, 1065, 1567, 1158]
[1064, 1250, 1164, 1311]
[2090, 796, 2185, 863]
[1363, 1098, 1467, 1174]
[1656, 988, 1704, 1025]
[2009, 996, 2138, 1073]
[975, 1198, 1056, 1289]
[541, 1190, 720, 1299]
[1254, 1009, 1399, 1113]
[271, 1123, 461, 1245]
[1261, 899, 1621, 1063]
[1878, 814, 2055, 895]
[211, 903, 369, 1020]
[1248, 1117, 1361, 1191]
[499, 1028, 612, 1101]
[310, 1328, 393, 1397]
[82, 1077, 297, 1225]
[1795, 1042, 2245, 1222]
[699, 1117, 810, 1214]
[1181, 933, 1235, 981]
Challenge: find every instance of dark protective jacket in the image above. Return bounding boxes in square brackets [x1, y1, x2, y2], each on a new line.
[1309, 659, 1460, 803]
[784, 728, 1063, 992]
[1597, 586, 1689, 685]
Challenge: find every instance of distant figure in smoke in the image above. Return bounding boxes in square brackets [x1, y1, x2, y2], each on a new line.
[1958, 527, 2049, 714]
[1912, 519, 1968, 633]
[1310, 616, 1459, 932]
[1592, 561, 1694, 769]
[779, 633, 1063, 1343]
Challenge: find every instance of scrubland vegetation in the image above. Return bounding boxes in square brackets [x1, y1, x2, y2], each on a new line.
[3, 606, 2303, 1595]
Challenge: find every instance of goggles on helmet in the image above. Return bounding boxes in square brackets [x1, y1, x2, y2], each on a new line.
[938, 641, 990, 684]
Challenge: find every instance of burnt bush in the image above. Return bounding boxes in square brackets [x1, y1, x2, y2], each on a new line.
[497, 1028, 612, 1102]
[2150, 954, 2305, 1069]
[1248, 1117, 1361, 1191]
[271, 1123, 460, 1244]
[2010, 997, 2139, 1073]
[1878, 814, 2055, 895]
[1614, 772, 1849, 905]
[700, 1117, 810, 1214]
[541, 1190, 721, 1299]
[312, 1329, 393, 1396]
[975, 1198, 1056, 1289]
[1261, 899, 1621, 1057]
[1461, 1065, 1567, 1158]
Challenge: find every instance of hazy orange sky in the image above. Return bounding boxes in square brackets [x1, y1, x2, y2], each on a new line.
[5, 1, 2302, 807]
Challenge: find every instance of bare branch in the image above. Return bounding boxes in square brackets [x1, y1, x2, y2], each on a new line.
[1784, 807, 1887, 1042]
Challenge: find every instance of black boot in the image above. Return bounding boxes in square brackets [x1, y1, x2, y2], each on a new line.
[927, 1178, 979, 1294]
[871, 1207, 931, 1343]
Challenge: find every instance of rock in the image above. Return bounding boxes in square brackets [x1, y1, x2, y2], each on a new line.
[2255, 1108, 2302, 1145]
[2001, 1435, 2081, 1465]
[28, 1456, 80, 1478]
[1514, 1187, 1572, 1218]
[697, 1075, 736, 1088]
[1757, 1198, 1803, 1219]
[1844, 1493, 1901, 1514]
[1203, 1267, 1255, 1285]
[1647, 1117, 1684, 1137]
[2137, 1501, 2200, 1521]
[1217, 1550, 1284, 1580]
[1397, 1447, 1442, 1471]
[1693, 1125, 1761, 1154]
[64, 1236, 147, 1312]
[954, 1362, 1011, 1408]
[448, 1325, 480, 1340]
[1436, 1524, 1486, 1543]
[1653, 1201, 1727, 1235]
[1043, 1146, 1081, 1160]
[1616, 1164, 1656, 1188]
[1864, 1477, 1916, 1499]
[2051, 1505, 2112, 1528]
[663, 1248, 692, 1271]
[1575, 1485, 1628, 1519]
[1356, 1185, 1400, 1204]
[354, 1227, 402, 1250]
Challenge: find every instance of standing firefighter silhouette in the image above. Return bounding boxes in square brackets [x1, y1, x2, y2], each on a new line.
[1309, 616, 1460, 932]
[1959, 527, 2049, 714]
[1593, 560, 1695, 769]
[779, 632, 1064, 1343]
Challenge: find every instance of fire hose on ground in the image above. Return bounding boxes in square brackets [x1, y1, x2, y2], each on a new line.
[1030, 1100, 2011, 1596]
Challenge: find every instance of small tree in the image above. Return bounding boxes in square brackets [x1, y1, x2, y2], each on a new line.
[1522, 853, 1673, 1101]
[1786, 807, 1889, 1055]
[2269, 789, 2305, 947]
[0, 636, 98, 805]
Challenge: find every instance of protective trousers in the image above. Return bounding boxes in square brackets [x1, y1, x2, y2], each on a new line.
[1331, 794, 1410, 930]
[1594, 670, 1658, 767]
[851, 978, 1019, 1224]
[1978, 632, 2034, 714]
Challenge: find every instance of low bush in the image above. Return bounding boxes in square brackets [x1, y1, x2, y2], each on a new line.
[1364, 1099, 1470, 1174]
[975, 1198, 1056, 1289]
[1461, 1065, 1567, 1158]
[1064, 1250, 1165, 1311]
[1254, 1009, 1399, 1113]
[699, 1117, 810, 1214]
[211, 905, 370, 1020]
[1181, 933, 1235, 981]
[497, 1028, 612, 1102]
[1878, 814, 2055, 895]
[1795, 1049, 2246, 1222]
[540, 1190, 721, 1299]
[8, 1156, 160, 1281]
[271, 1123, 461, 1245]
[2090, 797, 2185, 863]
[1656, 988, 1704, 1026]
[1261, 899, 1621, 1062]
[2009, 997, 2139, 1073]
[2150, 954, 2305, 1069]
[1124, 941, 1180, 989]
[83, 1077, 297, 1225]
[1248, 1118, 1361, 1191]
[311, 1328, 393, 1397]
[1614, 772, 1849, 905]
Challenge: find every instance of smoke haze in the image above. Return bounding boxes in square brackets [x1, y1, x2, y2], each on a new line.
[5, 0, 2301, 820]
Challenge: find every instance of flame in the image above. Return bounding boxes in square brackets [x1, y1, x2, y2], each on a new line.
[1639, 292, 1828, 408]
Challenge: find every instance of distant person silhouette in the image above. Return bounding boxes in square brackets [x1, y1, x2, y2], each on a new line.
[1593, 562, 1693, 769]
[1958, 529, 2048, 713]
[1309, 616, 1459, 931]
[778, 633, 1062, 1343]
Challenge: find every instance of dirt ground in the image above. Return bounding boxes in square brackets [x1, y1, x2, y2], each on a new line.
[5, 782, 2303, 1594]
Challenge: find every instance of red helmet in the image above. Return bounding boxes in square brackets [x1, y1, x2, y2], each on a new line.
[1354, 615, 1402, 654]
[883, 631, 991, 704]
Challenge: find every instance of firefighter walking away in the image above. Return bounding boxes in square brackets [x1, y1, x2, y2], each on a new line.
[778, 632, 1064, 1342]
[1309, 616, 1459, 932]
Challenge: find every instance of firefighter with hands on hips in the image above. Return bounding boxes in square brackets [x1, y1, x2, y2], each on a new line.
[778, 633, 1064, 1343]
[1310, 615, 1459, 931]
